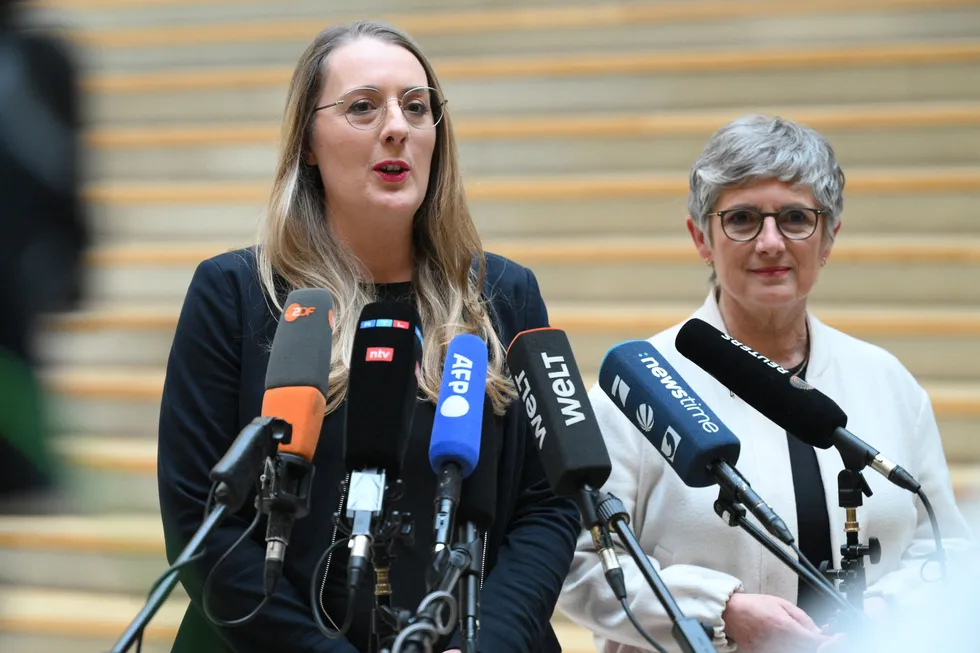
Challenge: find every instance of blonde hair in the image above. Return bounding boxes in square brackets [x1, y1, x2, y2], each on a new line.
[257, 20, 515, 415]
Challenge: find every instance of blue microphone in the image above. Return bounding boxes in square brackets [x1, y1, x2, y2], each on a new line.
[599, 340, 795, 545]
[429, 333, 488, 552]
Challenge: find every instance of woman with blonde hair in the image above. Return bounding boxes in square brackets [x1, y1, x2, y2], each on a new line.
[158, 20, 579, 653]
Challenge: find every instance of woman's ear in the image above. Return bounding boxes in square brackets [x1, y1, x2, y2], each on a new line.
[687, 217, 712, 263]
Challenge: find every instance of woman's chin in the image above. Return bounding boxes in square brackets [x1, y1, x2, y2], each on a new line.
[741, 284, 805, 309]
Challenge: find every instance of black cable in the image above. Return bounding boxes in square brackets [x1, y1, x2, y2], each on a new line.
[917, 489, 947, 582]
[202, 508, 269, 627]
[132, 483, 220, 652]
[620, 597, 668, 653]
[310, 537, 357, 639]
[790, 542, 838, 596]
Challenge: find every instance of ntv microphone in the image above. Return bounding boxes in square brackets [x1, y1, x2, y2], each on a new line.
[343, 301, 423, 592]
[675, 318, 920, 493]
[259, 288, 334, 595]
[428, 333, 488, 553]
[599, 340, 795, 546]
[505, 329, 624, 596]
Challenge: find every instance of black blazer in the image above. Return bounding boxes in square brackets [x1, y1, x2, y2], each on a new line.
[157, 248, 580, 652]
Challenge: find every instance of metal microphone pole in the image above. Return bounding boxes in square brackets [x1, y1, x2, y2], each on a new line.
[595, 493, 716, 653]
[110, 416, 290, 652]
[458, 521, 481, 653]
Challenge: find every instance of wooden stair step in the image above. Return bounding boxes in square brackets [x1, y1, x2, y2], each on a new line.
[64, 0, 980, 48]
[86, 101, 980, 148]
[80, 167, 980, 205]
[82, 41, 980, 93]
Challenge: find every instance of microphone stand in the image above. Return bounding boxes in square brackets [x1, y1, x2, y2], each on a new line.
[380, 529, 481, 653]
[819, 469, 881, 613]
[110, 416, 290, 652]
[712, 486, 857, 618]
[595, 493, 716, 653]
[458, 522, 482, 653]
[334, 477, 413, 653]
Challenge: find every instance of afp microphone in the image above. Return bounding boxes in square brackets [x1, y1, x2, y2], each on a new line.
[429, 333, 488, 553]
[259, 288, 334, 594]
[506, 329, 624, 599]
[675, 318, 920, 493]
[599, 340, 796, 546]
[343, 301, 423, 591]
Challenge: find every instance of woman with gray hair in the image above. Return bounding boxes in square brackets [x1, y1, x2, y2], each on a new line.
[558, 115, 972, 653]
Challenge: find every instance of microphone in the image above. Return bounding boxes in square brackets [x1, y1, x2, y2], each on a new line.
[509, 330, 717, 653]
[506, 329, 623, 596]
[598, 340, 795, 546]
[675, 318, 920, 493]
[258, 288, 334, 595]
[505, 328, 611, 497]
[428, 333, 488, 553]
[343, 300, 423, 592]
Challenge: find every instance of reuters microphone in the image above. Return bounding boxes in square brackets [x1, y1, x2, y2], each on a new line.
[676, 318, 921, 493]
[429, 333, 488, 553]
[259, 288, 334, 594]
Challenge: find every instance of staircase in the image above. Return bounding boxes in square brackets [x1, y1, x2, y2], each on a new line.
[3, 0, 979, 651]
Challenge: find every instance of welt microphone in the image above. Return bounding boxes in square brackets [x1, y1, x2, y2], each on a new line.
[429, 333, 488, 553]
[343, 300, 423, 592]
[259, 288, 334, 594]
[506, 328, 624, 598]
[599, 340, 796, 546]
[675, 318, 920, 493]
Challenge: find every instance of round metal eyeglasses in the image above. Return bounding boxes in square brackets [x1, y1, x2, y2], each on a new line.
[313, 86, 446, 130]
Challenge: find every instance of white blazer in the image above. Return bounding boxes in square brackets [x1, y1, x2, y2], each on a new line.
[558, 293, 974, 653]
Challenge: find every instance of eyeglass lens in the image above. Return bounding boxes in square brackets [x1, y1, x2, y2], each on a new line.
[341, 87, 441, 129]
[721, 208, 819, 241]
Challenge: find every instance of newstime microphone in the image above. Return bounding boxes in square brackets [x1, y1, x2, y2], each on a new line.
[676, 318, 920, 493]
[428, 333, 488, 553]
[343, 301, 423, 592]
[259, 289, 334, 594]
[598, 340, 794, 546]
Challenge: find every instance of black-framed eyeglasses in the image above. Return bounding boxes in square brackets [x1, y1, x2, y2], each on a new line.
[313, 86, 447, 131]
[707, 207, 827, 242]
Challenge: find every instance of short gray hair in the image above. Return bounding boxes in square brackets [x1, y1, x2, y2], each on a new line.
[688, 115, 845, 244]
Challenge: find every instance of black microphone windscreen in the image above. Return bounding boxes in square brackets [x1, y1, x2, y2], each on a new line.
[344, 301, 423, 476]
[506, 328, 611, 496]
[264, 288, 334, 395]
[457, 399, 498, 531]
[675, 318, 845, 449]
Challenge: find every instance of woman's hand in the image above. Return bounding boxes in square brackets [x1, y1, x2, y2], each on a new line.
[723, 592, 830, 652]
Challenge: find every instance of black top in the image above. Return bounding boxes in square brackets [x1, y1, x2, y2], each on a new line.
[785, 359, 834, 624]
[157, 248, 581, 653]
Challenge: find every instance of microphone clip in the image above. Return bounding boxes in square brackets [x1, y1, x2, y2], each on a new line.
[819, 469, 881, 614]
[257, 452, 315, 520]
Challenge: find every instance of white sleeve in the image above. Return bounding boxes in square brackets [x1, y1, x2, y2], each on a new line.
[865, 386, 975, 603]
[558, 385, 743, 652]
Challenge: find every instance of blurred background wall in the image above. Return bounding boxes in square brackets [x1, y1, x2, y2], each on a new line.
[1, 0, 978, 651]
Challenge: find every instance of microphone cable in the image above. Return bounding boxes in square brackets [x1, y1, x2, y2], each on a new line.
[201, 503, 271, 627]
[310, 536, 357, 640]
[130, 482, 219, 653]
[917, 489, 947, 582]
[620, 597, 668, 653]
